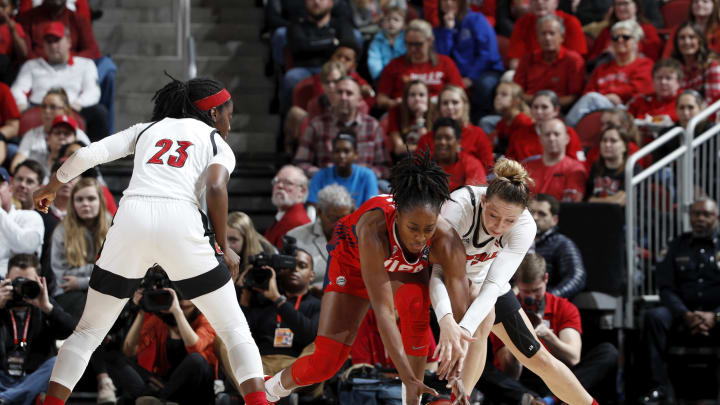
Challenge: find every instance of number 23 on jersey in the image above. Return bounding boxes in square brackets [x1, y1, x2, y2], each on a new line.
[147, 139, 193, 168]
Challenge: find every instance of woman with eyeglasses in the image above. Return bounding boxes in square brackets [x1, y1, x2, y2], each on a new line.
[663, 0, 720, 58]
[588, 0, 662, 63]
[376, 19, 465, 111]
[565, 19, 654, 127]
[671, 22, 720, 105]
[10, 88, 91, 174]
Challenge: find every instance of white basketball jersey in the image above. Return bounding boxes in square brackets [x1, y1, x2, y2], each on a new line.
[441, 186, 535, 286]
[122, 118, 236, 207]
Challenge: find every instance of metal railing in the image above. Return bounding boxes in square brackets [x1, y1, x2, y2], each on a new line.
[176, 0, 197, 79]
[625, 99, 720, 328]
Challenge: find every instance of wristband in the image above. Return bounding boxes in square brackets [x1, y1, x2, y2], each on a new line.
[274, 295, 287, 307]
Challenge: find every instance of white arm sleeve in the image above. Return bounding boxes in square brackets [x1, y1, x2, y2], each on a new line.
[458, 210, 536, 333]
[430, 264, 453, 321]
[56, 123, 146, 183]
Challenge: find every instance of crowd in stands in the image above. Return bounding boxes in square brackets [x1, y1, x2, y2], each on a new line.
[0, 0, 719, 404]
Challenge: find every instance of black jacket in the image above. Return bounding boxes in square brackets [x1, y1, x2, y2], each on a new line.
[0, 297, 74, 374]
[534, 227, 587, 299]
[287, 15, 356, 68]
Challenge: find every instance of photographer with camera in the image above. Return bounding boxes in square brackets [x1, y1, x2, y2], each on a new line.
[223, 240, 320, 392]
[0, 253, 74, 405]
[118, 267, 217, 405]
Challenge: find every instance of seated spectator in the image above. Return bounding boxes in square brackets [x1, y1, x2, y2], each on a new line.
[19, 0, 91, 21]
[506, 0, 587, 70]
[294, 76, 390, 179]
[434, 0, 504, 121]
[288, 184, 354, 287]
[588, 0, 661, 63]
[120, 268, 217, 405]
[628, 59, 683, 123]
[0, 167, 43, 276]
[265, 165, 311, 249]
[0, 0, 29, 82]
[513, 13, 586, 109]
[227, 211, 277, 279]
[10, 88, 90, 174]
[232, 246, 321, 382]
[376, 18, 464, 110]
[489, 254, 617, 402]
[50, 177, 109, 320]
[307, 131, 379, 207]
[432, 117, 487, 191]
[565, 20, 654, 126]
[350, 0, 405, 35]
[489, 81, 532, 155]
[279, 0, 355, 116]
[284, 60, 346, 154]
[17, 0, 117, 132]
[328, 42, 375, 109]
[529, 194, 586, 298]
[495, 0, 532, 38]
[671, 22, 720, 106]
[676, 89, 712, 133]
[367, 6, 407, 81]
[386, 80, 434, 158]
[584, 107, 643, 171]
[11, 23, 108, 142]
[32, 114, 87, 177]
[585, 126, 637, 204]
[45, 162, 78, 220]
[0, 81, 20, 166]
[638, 198, 720, 404]
[0, 253, 74, 405]
[525, 118, 587, 202]
[505, 90, 584, 163]
[662, 0, 720, 58]
[416, 85, 494, 171]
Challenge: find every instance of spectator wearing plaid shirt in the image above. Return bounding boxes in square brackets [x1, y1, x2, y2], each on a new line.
[293, 76, 390, 180]
[671, 22, 720, 106]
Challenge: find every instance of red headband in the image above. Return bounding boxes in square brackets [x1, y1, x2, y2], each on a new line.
[193, 88, 231, 111]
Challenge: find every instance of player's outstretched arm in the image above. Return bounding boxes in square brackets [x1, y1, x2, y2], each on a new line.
[206, 164, 240, 280]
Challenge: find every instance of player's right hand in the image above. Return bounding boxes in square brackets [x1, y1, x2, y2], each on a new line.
[224, 248, 240, 281]
[435, 314, 475, 380]
[33, 186, 57, 213]
[403, 376, 438, 404]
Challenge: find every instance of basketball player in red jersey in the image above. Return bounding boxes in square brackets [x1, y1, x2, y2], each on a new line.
[265, 153, 474, 405]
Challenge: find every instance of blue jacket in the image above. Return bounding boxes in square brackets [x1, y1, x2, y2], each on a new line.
[367, 30, 407, 80]
[434, 11, 503, 79]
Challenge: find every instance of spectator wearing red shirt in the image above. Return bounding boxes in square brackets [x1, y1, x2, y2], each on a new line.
[0, 0, 29, 82]
[671, 22, 720, 106]
[628, 59, 683, 122]
[661, 0, 720, 58]
[17, 0, 117, 132]
[588, 0, 662, 63]
[0, 81, 20, 166]
[489, 254, 617, 403]
[565, 20, 654, 127]
[326, 43, 375, 110]
[506, 90, 585, 163]
[525, 119, 587, 202]
[265, 165, 311, 249]
[490, 82, 532, 155]
[19, 0, 90, 21]
[416, 85, 494, 170]
[513, 14, 585, 109]
[432, 117, 487, 191]
[386, 80, 435, 159]
[376, 19, 464, 110]
[506, 0, 586, 70]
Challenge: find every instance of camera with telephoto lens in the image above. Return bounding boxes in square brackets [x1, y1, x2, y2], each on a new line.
[6, 277, 41, 308]
[139, 266, 174, 313]
[243, 236, 298, 290]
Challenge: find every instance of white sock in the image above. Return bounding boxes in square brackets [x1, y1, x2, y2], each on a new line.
[265, 372, 292, 399]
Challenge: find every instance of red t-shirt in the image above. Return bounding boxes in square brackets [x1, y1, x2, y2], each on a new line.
[18, 0, 91, 21]
[493, 112, 533, 143]
[417, 124, 494, 170]
[490, 292, 582, 356]
[264, 203, 311, 249]
[526, 156, 588, 201]
[662, 26, 720, 58]
[307, 71, 374, 109]
[589, 22, 662, 61]
[377, 54, 464, 100]
[508, 10, 587, 59]
[440, 152, 488, 191]
[0, 23, 27, 56]
[583, 57, 654, 103]
[0, 82, 20, 125]
[513, 47, 586, 97]
[627, 93, 679, 122]
[505, 124, 585, 163]
[16, 6, 101, 60]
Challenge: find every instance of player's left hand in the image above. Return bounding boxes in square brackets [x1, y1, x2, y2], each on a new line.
[223, 248, 240, 281]
[33, 174, 63, 213]
[435, 314, 475, 380]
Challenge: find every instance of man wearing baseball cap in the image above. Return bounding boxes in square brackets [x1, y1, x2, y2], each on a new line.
[0, 165, 44, 277]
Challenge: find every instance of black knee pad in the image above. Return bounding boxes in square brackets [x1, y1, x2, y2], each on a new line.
[501, 310, 542, 358]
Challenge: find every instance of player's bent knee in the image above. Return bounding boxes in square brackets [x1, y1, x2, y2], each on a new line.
[501, 310, 541, 359]
[291, 336, 351, 385]
[395, 283, 431, 356]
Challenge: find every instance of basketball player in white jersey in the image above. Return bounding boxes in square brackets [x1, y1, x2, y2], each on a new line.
[32, 77, 271, 405]
[430, 159, 598, 405]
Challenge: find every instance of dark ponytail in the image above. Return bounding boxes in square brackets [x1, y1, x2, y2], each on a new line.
[151, 74, 229, 126]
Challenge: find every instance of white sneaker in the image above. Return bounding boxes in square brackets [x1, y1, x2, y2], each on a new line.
[97, 377, 117, 404]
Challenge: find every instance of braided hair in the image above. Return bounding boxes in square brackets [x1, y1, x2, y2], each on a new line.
[151, 74, 230, 126]
[390, 151, 451, 213]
